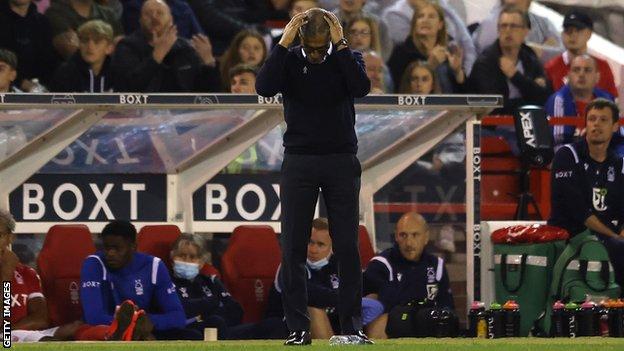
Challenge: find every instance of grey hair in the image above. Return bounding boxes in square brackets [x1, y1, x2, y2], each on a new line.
[300, 8, 330, 40]
[170, 233, 208, 263]
[0, 210, 15, 233]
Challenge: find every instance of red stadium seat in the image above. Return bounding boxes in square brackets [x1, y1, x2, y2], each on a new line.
[358, 225, 375, 269]
[221, 225, 281, 323]
[137, 224, 220, 278]
[37, 224, 95, 326]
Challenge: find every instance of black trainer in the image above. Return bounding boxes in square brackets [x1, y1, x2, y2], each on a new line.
[284, 330, 312, 346]
[354, 330, 374, 344]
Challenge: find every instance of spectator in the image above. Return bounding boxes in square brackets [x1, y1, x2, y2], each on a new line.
[363, 212, 454, 339]
[50, 20, 114, 92]
[472, 0, 562, 61]
[362, 50, 388, 93]
[45, 0, 123, 59]
[468, 5, 551, 115]
[387, 2, 465, 93]
[398, 61, 441, 94]
[80, 220, 204, 340]
[229, 63, 257, 94]
[320, 0, 398, 17]
[545, 55, 614, 146]
[548, 98, 624, 287]
[0, 49, 19, 92]
[184, 0, 275, 56]
[345, 15, 381, 55]
[121, 0, 203, 39]
[0, 0, 58, 91]
[111, 0, 220, 92]
[266, 218, 352, 339]
[382, 0, 476, 74]
[332, 0, 392, 61]
[544, 10, 617, 98]
[271, 0, 319, 48]
[219, 29, 267, 91]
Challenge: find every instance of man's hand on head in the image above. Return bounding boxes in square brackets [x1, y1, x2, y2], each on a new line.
[279, 12, 308, 48]
[322, 10, 344, 45]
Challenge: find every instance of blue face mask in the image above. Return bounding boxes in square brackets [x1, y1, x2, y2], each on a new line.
[307, 257, 330, 271]
[173, 260, 200, 280]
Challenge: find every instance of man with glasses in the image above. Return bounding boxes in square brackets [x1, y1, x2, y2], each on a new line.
[468, 5, 551, 114]
[256, 7, 371, 346]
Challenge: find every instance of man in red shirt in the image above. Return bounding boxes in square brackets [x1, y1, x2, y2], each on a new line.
[544, 10, 617, 97]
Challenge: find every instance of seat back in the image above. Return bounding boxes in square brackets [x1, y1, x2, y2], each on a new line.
[221, 225, 281, 323]
[137, 225, 182, 269]
[37, 225, 95, 326]
[359, 225, 375, 269]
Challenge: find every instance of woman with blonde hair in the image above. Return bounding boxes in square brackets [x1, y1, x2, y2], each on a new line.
[219, 29, 267, 91]
[387, 2, 465, 93]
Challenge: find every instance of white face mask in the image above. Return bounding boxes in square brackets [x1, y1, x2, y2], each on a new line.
[307, 256, 330, 270]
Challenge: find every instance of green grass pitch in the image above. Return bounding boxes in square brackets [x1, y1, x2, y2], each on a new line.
[10, 338, 624, 351]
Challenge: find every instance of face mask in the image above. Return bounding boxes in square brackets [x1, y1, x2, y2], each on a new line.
[173, 260, 200, 280]
[307, 257, 329, 271]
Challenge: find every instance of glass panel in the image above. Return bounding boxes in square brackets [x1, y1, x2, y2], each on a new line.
[0, 109, 77, 163]
[38, 109, 258, 174]
[224, 109, 445, 174]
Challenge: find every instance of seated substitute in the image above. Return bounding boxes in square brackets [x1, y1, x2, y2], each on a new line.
[548, 98, 624, 287]
[80, 220, 201, 340]
[363, 212, 454, 339]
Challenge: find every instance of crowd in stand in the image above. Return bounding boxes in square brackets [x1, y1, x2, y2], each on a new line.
[0, 0, 619, 124]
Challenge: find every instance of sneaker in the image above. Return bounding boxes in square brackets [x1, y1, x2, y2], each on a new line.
[130, 310, 155, 341]
[354, 330, 374, 345]
[284, 330, 311, 346]
[108, 300, 136, 341]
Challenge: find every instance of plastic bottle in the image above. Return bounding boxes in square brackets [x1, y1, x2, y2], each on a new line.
[468, 301, 487, 338]
[577, 300, 598, 336]
[503, 300, 521, 337]
[564, 302, 579, 338]
[487, 302, 505, 339]
[551, 301, 566, 337]
[436, 308, 454, 337]
[608, 299, 624, 337]
[599, 300, 610, 337]
[29, 78, 48, 93]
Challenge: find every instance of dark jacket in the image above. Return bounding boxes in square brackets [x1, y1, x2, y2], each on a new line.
[265, 256, 340, 319]
[172, 273, 243, 327]
[387, 36, 464, 93]
[363, 246, 454, 312]
[468, 40, 552, 115]
[548, 140, 624, 236]
[111, 31, 221, 92]
[256, 44, 370, 155]
[45, 0, 123, 37]
[0, 0, 59, 86]
[50, 53, 113, 92]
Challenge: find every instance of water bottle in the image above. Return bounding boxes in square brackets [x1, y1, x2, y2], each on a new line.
[608, 299, 624, 337]
[329, 335, 366, 345]
[487, 302, 505, 339]
[503, 300, 520, 337]
[435, 308, 454, 338]
[577, 300, 598, 336]
[468, 301, 487, 338]
[564, 302, 579, 338]
[551, 300, 566, 337]
[29, 78, 48, 93]
[599, 300, 610, 337]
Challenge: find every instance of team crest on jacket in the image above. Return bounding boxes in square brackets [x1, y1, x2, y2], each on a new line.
[593, 187, 608, 211]
[426, 267, 436, 283]
[135, 279, 144, 295]
[330, 274, 339, 289]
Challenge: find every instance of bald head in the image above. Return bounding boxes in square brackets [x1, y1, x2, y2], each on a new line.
[395, 212, 429, 261]
[140, 0, 173, 37]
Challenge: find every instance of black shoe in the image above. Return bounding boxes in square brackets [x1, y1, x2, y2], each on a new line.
[284, 331, 311, 346]
[354, 330, 374, 345]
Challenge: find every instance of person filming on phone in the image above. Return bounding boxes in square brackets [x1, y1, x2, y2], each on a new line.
[255, 7, 371, 346]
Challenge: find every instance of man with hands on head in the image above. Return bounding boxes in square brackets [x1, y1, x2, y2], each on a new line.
[111, 0, 220, 92]
[256, 7, 371, 346]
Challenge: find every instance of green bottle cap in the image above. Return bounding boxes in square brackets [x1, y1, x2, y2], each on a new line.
[565, 302, 579, 310]
[490, 302, 502, 310]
